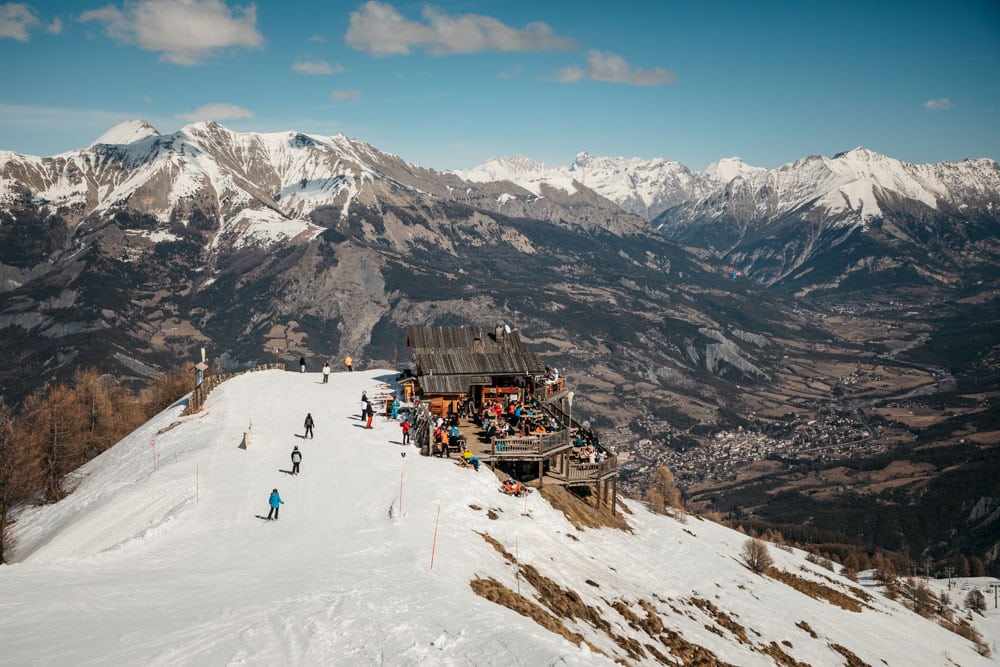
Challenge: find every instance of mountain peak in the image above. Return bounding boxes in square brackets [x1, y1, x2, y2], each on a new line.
[88, 119, 160, 147]
[832, 146, 890, 163]
[454, 155, 552, 185]
[702, 156, 765, 184]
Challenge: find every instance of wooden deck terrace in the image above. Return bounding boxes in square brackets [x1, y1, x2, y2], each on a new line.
[438, 417, 616, 488]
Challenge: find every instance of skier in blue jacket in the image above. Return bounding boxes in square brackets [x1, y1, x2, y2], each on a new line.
[267, 488, 284, 520]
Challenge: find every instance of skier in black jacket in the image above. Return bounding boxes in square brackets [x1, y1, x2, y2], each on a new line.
[291, 446, 302, 475]
[304, 413, 315, 439]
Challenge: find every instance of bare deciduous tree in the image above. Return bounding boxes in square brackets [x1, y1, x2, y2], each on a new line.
[644, 466, 683, 515]
[0, 406, 40, 563]
[741, 538, 773, 573]
[965, 589, 986, 615]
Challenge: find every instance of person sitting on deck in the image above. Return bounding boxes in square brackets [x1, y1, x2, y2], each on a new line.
[461, 446, 481, 471]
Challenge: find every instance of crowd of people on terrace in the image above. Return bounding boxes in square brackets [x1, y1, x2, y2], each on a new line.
[474, 392, 608, 466]
[403, 367, 612, 476]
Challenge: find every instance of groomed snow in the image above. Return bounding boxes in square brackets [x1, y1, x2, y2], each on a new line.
[1, 369, 997, 666]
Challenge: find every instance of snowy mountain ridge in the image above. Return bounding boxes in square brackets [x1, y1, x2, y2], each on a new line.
[0, 120, 646, 256]
[1, 368, 996, 665]
[459, 147, 1000, 224]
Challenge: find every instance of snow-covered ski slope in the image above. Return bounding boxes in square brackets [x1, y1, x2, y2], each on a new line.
[1, 369, 996, 666]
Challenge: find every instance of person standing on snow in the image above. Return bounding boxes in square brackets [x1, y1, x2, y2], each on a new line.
[365, 399, 374, 429]
[322, 362, 331, 383]
[401, 419, 411, 445]
[299, 356, 306, 373]
[391, 398, 400, 420]
[291, 446, 302, 476]
[345, 355, 353, 372]
[267, 488, 284, 520]
[304, 413, 315, 439]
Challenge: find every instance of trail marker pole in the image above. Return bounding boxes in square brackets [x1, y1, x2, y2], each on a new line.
[430, 503, 442, 571]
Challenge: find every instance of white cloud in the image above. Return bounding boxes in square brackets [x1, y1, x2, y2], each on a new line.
[346, 0, 576, 56]
[557, 49, 676, 86]
[0, 2, 39, 41]
[308, 33, 324, 42]
[46, 15, 60, 34]
[924, 98, 953, 110]
[329, 89, 361, 102]
[177, 102, 253, 121]
[292, 59, 344, 75]
[79, 0, 263, 66]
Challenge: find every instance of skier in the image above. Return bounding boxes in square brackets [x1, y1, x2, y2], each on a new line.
[304, 413, 315, 439]
[291, 446, 302, 476]
[299, 356, 306, 373]
[345, 355, 353, 372]
[267, 488, 284, 520]
[391, 398, 399, 420]
[322, 362, 331, 383]
[365, 400, 374, 429]
[360, 396, 370, 422]
[401, 419, 411, 445]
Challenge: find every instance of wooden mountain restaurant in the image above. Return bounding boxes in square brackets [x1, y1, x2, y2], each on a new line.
[404, 325, 619, 512]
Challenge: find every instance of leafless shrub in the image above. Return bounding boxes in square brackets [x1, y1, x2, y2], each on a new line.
[741, 538, 773, 574]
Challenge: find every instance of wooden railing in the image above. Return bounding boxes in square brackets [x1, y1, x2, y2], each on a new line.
[185, 363, 285, 414]
[564, 455, 618, 483]
[492, 436, 539, 456]
[491, 431, 569, 458]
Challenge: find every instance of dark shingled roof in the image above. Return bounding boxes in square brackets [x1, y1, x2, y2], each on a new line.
[406, 326, 544, 376]
[418, 374, 492, 395]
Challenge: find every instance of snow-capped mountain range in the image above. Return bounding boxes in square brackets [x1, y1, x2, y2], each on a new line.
[2, 368, 996, 665]
[456, 152, 763, 219]
[0, 119, 645, 258]
[459, 146, 999, 295]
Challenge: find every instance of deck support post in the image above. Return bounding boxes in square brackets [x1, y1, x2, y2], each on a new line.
[611, 477, 618, 516]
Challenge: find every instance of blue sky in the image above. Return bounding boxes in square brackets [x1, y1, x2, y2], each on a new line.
[1, 0, 998, 170]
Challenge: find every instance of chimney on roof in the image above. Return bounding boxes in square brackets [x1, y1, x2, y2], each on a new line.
[495, 323, 504, 344]
[473, 335, 483, 352]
